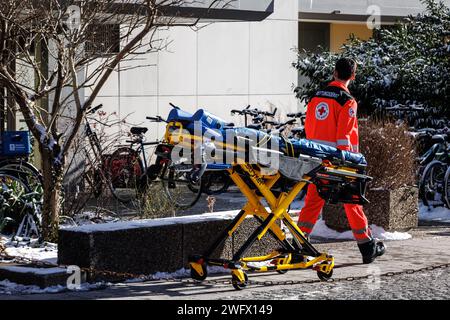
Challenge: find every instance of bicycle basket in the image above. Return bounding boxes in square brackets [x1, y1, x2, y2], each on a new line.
[1, 131, 31, 157]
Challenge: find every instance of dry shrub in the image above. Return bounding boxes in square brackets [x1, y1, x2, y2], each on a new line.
[359, 119, 417, 190]
[136, 183, 176, 219]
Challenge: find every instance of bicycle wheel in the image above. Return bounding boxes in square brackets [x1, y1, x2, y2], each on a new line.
[160, 162, 203, 210]
[0, 159, 42, 191]
[0, 169, 40, 237]
[108, 147, 144, 203]
[444, 166, 450, 209]
[203, 171, 231, 195]
[419, 160, 447, 207]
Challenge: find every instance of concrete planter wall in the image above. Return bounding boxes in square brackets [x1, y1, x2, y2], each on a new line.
[58, 213, 280, 281]
[322, 186, 419, 232]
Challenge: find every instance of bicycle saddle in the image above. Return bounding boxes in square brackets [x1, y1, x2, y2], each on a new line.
[432, 134, 446, 143]
[130, 127, 148, 135]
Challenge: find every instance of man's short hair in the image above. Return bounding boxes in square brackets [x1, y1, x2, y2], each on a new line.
[335, 58, 357, 81]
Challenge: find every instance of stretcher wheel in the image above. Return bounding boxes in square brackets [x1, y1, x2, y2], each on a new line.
[317, 269, 333, 281]
[190, 263, 208, 281]
[272, 255, 292, 274]
[232, 272, 248, 290]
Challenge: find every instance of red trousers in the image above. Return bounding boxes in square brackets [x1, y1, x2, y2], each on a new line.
[297, 184, 372, 243]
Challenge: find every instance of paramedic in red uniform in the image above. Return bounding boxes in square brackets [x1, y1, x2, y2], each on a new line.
[298, 58, 385, 264]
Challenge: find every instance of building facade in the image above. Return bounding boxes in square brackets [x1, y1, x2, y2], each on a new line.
[4, 0, 449, 141]
[87, 0, 449, 141]
[87, 0, 298, 140]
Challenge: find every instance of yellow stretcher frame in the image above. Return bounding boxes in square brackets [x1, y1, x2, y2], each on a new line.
[189, 162, 336, 290]
[164, 121, 366, 290]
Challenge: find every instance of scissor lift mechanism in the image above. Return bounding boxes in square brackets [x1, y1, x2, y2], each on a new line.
[189, 162, 336, 290]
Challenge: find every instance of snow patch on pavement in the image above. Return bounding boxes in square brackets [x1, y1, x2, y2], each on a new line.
[0, 266, 66, 275]
[0, 279, 108, 295]
[419, 204, 450, 223]
[311, 219, 412, 241]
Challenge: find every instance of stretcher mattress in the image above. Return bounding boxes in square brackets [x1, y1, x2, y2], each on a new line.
[229, 128, 367, 166]
[167, 109, 367, 166]
[286, 138, 367, 166]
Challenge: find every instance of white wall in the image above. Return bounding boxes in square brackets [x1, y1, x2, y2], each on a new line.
[87, 0, 299, 142]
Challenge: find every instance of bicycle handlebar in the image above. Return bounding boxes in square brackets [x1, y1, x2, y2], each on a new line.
[169, 102, 180, 110]
[287, 112, 306, 118]
[276, 119, 296, 129]
[231, 108, 258, 116]
[146, 116, 165, 123]
[263, 120, 280, 126]
[231, 106, 277, 118]
[142, 141, 160, 146]
[258, 108, 277, 117]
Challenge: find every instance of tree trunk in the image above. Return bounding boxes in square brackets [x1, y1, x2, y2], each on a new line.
[40, 149, 64, 242]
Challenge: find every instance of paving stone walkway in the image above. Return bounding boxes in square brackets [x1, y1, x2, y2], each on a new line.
[1, 225, 449, 300]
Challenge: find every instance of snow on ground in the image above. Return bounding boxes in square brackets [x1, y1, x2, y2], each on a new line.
[61, 201, 308, 234]
[0, 236, 110, 296]
[0, 279, 108, 295]
[0, 266, 66, 275]
[0, 236, 58, 264]
[62, 210, 243, 233]
[419, 204, 450, 223]
[310, 219, 412, 241]
[61, 211, 121, 227]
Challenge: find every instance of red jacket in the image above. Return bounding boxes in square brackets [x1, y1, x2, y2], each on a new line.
[304, 81, 359, 152]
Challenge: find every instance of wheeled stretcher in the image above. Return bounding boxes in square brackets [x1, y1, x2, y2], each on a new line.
[163, 108, 372, 289]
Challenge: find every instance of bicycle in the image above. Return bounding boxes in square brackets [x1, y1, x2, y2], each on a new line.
[417, 128, 449, 208]
[444, 165, 450, 209]
[0, 131, 43, 239]
[81, 104, 116, 200]
[286, 111, 307, 139]
[382, 106, 449, 209]
[193, 105, 282, 196]
[199, 107, 302, 199]
[231, 105, 278, 131]
[80, 104, 147, 204]
[0, 130, 42, 192]
[201, 107, 302, 196]
[106, 111, 204, 209]
[0, 169, 42, 240]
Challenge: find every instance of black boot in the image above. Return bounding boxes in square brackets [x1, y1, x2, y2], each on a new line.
[358, 239, 386, 264]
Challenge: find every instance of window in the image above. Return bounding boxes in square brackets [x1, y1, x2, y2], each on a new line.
[85, 24, 120, 56]
[299, 22, 330, 53]
[298, 22, 331, 88]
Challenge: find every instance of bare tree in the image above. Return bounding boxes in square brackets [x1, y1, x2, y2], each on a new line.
[0, 0, 228, 241]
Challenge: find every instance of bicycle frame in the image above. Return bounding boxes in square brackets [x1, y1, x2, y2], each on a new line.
[127, 139, 158, 173]
[84, 119, 104, 162]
